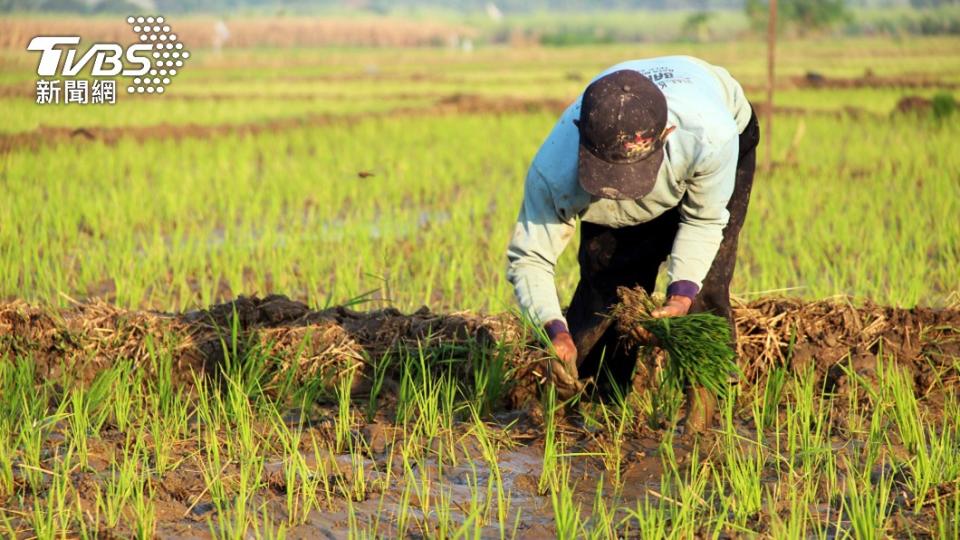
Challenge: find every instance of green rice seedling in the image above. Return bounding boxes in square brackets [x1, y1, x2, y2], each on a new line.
[110, 360, 138, 433]
[147, 395, 180, 476]
[18, 390, 66, 493]
[839, 362, 870, 440]
[842, 457, 893, 540]
[96, 436, 142, 530]
[402, 451, 434, 530]
[201, 380, 264, 539]
[636, 364, 686, 430]
[766, 481, 817, 540]
[611, 287, 738, 399]
[759, 366, 788, 431]
[393, 462, 414, 537]
[335, 366, 356, 454]
[198, 428, 229, 520]
[538, 384, 559, 495]
[471, 338, 513, 417]
[30, 445, 75, 538]
[365, 352, 393, 422]
[587, 476, 616, 539]
[81, 366, 117, 434]
[307, 431, 334, 510]
[192, 374, 225, 436]
[225, 447, 264, 539]
[896, 412, 960, 513]
[658, 441, 712, 537]
[396, 351, 415, 426]
[438, 374, 462, 467]
[432, 482, 456, 539]
[783, 368, 833, 474]
[75, 487, 99, 540]
[550, 458, 583, 540]
[943, 394, 960, 480]
[849, 380, 889, 475]
[357, 456, 391, 536]
[882, 357, 925, 453]
[0, 506, 15, 538]
[215, 305, 271, 404]
[933, 487, 960, 540]
[468, 406, 513, 537]
[410, 351, 444, 444]
[718, 395, 764, 525]
[876, 357, 953, 511]
[596, 399, 631, 492]
[145, 335, 176, 417]
[450, 459, 488, 538]
[620, 493, 668, 539]
[0, 419, 14, 497]
[31, 491, 60, 539]
[282, 440, 308, 524]
[223, 376, 260, 465]
[345, 495, 361, 537]
[348, 440, 369, 502]
[268, 411, 319, 526]
[439, 370, 459, 432]
[68, 387, 92, 468]
[250, 504, 288, 540]
[131, 472, 156, 540]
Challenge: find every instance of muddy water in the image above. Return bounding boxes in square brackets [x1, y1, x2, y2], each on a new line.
[140, 411, 681, 539]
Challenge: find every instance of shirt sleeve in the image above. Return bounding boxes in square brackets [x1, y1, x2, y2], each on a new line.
[667, 133, 739, 291]
[506, 166, 577, 326]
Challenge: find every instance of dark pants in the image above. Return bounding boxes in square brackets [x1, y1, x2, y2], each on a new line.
[567, 109, 760, 381]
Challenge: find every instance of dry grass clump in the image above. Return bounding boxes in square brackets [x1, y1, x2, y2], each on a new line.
[611, 287, 738, 399]
[732, 296, 960, 383]
[2, 293, 957, 408]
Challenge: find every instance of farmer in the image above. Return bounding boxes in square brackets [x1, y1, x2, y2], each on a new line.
[506, 56, 759, 428]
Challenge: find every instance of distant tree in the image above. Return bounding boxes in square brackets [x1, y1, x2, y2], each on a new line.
[681, 11, 714, 41]
[747, 0, 850, 31]
[909, 0, 959, 6]
[91, 0, 143, 13]
[39, 0, 88, 12]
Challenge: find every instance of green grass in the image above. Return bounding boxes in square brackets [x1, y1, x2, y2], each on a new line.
[1, 110, 957, 311]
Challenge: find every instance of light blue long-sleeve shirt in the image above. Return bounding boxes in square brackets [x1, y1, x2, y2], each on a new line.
[506, 56, 752, 326]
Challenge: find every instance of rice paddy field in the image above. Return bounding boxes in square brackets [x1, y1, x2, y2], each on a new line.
[1, 15, 959, 538]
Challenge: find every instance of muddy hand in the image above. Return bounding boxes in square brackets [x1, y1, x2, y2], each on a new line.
[651, 295, 693, 318]
[545, 321, 583, 395]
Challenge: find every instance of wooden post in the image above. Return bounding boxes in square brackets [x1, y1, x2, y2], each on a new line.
[765, 0, 778, 172]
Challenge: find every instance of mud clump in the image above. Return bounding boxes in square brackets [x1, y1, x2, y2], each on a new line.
[0, 295, 544, 408]
[734, 297, 960, 401]
[1, 294, 958, 406]
[894, 95, 933, 116]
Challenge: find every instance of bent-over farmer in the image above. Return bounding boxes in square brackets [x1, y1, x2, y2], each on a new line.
[506, 56, 759, 428]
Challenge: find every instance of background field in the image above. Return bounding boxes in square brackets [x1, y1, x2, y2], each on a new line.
[1, 12, 960, 540]
[1, 27, 959, 312]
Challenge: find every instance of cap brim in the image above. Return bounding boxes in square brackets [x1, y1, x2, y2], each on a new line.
[577, 144, 663, 200]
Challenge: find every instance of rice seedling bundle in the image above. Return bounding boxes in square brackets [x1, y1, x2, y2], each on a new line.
[611, 286, 738, 398]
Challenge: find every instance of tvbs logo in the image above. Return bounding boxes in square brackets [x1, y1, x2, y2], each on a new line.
[27, 16, 190, 105]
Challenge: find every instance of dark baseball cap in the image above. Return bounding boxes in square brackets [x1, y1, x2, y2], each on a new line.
[576, 70, 669, 200]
